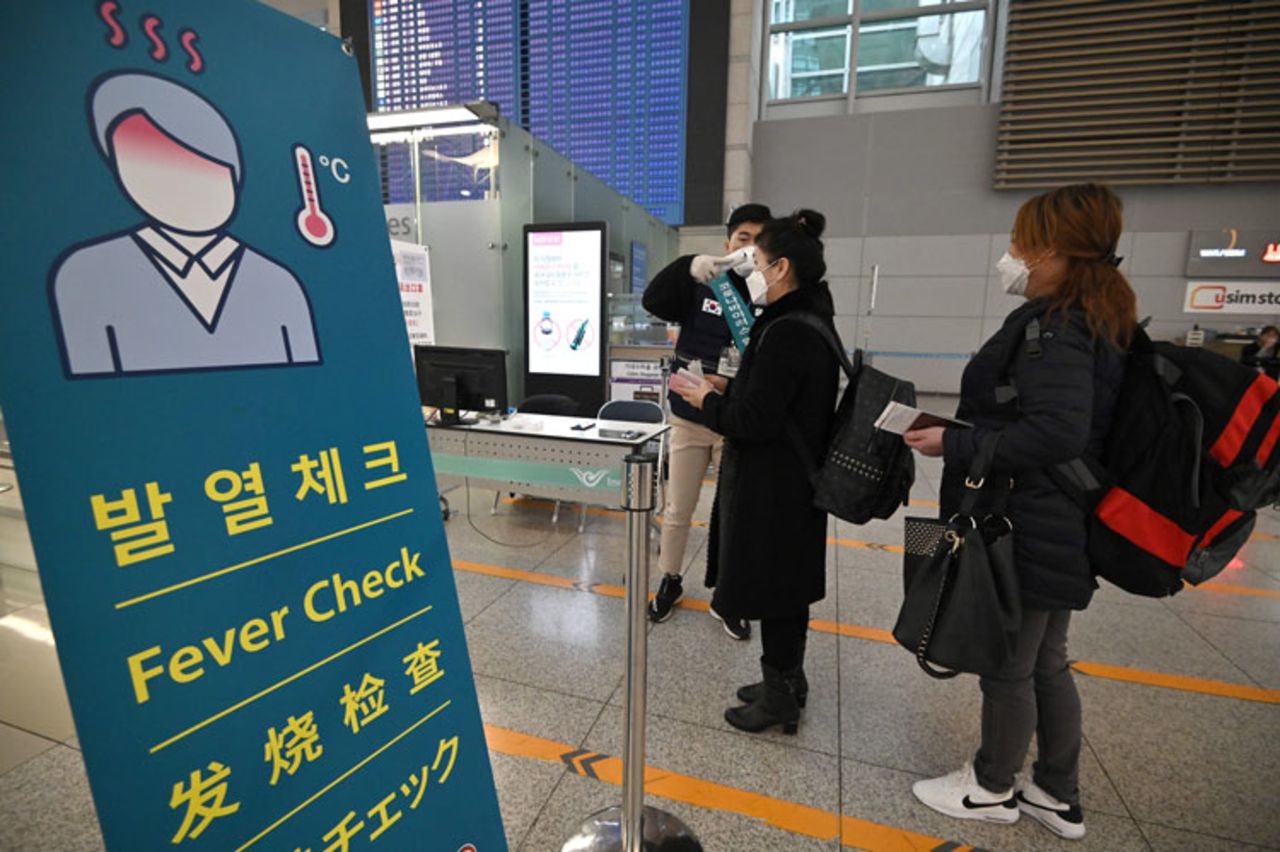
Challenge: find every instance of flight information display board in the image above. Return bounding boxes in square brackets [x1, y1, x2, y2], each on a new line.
[370, 0, 518, 114]
[369, 0, 689, 225]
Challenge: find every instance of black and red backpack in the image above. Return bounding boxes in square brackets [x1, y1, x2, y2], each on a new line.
[1013, 314, 1279, 597]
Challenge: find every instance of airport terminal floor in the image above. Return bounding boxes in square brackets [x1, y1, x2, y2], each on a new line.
[2, 398, 1279, 851]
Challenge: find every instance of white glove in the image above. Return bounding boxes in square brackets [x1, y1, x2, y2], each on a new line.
[690, 254, 721, 284]
[722, 246, 756, 277]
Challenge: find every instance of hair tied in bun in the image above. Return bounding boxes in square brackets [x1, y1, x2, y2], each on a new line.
[790, 208, 826, 241]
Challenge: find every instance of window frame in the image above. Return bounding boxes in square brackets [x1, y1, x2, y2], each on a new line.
[762, 0, 995, 114]
[767, 23, 853, 101]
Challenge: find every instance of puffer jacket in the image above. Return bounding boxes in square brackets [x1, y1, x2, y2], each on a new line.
[941, 298, 1126, 611]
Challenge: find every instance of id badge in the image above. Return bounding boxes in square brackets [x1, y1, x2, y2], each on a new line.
[717, 345, 741, 378]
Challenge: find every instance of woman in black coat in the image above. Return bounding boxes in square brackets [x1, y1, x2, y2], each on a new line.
[904, 184, 1134, 842]
[671, 209, 839, 735]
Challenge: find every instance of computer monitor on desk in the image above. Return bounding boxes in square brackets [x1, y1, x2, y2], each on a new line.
[414, 345, 508, 425]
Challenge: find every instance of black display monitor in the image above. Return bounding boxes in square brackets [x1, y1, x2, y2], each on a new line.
[414, 345, 508, 425]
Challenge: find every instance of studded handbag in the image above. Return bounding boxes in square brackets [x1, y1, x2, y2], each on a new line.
[893, 434, 1022, 679]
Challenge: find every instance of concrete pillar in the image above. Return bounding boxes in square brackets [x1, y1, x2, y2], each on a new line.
[723, 0, 763, 219]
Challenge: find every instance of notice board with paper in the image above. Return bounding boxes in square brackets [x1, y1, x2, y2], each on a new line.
[0, 3, 503, 850]
[393, 239, 436, 347]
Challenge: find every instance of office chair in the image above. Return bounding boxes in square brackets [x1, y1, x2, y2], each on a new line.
[593, 399, 667, 534]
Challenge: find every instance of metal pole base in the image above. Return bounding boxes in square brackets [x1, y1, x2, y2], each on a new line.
[562, 806, 702, 852]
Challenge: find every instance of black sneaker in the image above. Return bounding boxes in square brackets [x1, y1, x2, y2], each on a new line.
[648, 574, 683, 623]
[709, 606, 751, 640]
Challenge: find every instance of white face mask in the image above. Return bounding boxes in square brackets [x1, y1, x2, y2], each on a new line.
[997, 251, 1030, 297]
[747, 259, 780, 305]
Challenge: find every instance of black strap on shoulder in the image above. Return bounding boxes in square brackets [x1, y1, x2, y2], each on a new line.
[757, 313, 860, 483]
[1024, 317, 1043, 359]
[757, 312, 861, 382]
[995, 310, 1047, 404]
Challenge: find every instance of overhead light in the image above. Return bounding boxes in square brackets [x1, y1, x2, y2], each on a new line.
[370, 124, 495, 145]
[369, 130, 417, 145]
[367, 101, 499, 131]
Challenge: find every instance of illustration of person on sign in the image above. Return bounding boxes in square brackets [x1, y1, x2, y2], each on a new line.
[50, 72, 321, 378]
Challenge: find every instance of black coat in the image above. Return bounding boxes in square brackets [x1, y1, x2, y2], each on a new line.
[942, 299, 1125, 611]
[696, 284, 840, 619]
[642, 255, 754, 422]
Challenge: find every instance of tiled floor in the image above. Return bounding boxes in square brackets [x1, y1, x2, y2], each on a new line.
[3, 406, 1280, 851]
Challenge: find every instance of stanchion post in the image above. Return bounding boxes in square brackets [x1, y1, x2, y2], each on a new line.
[621, 451, 654, 852]
[562, 449, 701, 852]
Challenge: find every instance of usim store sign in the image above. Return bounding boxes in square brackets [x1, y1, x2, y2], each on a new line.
[1185, 280, 1280, 315]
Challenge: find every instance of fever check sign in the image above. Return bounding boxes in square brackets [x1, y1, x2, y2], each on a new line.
[0, 3, 503, 850]
[526, 225, 605, 377]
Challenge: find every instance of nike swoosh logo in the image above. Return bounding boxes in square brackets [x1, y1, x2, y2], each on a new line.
[1015, 792, 1072, 815]
[962, 795, 1016, 810]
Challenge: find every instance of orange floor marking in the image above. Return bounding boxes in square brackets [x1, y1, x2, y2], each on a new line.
[1249, 530, 1278, 543]
[828, 536, 906, 554]
[483, 723, 970, 851]
[1070, 661, 1280, 704]
[1193, 582, 1280, 600]
[452, 558, 1280, 705]
[808, 616, 897, 645]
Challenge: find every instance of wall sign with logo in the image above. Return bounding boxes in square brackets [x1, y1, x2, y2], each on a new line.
[1185, 280, 1280, 315]
[1186, 229, 1280, 280]
[0, 3, 503, 850]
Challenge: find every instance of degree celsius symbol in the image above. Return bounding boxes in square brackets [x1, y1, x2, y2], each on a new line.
[317, 154, 351, 184]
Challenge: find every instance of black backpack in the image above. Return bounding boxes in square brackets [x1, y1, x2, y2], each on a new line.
[760, 313, 916, 524]
[1008, 311, 1278, 597]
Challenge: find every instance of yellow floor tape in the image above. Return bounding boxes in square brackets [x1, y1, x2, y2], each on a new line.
[452, 559, 1280, 706]
[492, 497, 1280, 599]
[483, 723, 976, 851]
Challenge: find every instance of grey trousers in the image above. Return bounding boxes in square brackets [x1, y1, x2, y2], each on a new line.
[973, 608, 1082, 806]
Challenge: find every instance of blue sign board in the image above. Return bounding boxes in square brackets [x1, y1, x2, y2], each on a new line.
[0, 3, 504, 850]
[630, 241, 648, 296]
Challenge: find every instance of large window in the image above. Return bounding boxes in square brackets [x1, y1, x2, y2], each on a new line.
[768, 0, 991, 102]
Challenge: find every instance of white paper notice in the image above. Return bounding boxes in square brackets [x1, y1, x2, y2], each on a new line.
[392, 239, 435, 347]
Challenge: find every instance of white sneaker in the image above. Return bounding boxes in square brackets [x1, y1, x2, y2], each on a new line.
[911, 763, 1019, 824]
[1017, 777, 1086, 840]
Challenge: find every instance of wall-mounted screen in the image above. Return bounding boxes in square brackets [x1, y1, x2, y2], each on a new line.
[525, 224, 605, 378]
[630, 241, 648, 294]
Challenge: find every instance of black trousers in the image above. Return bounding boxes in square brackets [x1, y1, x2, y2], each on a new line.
[760, 608, 810, 671]
[974, 609, 1081, 806]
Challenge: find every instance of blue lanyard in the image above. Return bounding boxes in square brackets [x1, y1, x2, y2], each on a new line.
[708, 273, 755, 352]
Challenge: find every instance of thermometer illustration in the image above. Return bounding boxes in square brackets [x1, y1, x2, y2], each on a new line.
[569, 319, 589, 350]
[294, 144, 335, 247]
